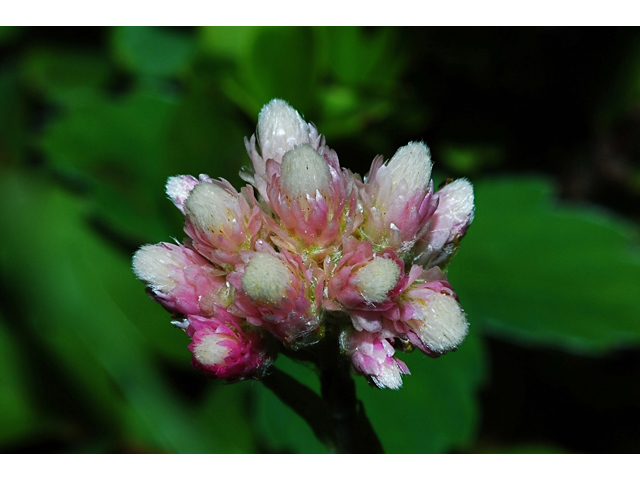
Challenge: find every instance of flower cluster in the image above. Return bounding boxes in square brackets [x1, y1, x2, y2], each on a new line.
[133, 99, 474, 389]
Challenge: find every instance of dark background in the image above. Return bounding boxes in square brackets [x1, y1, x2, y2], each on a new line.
[1, 26, 640, 453]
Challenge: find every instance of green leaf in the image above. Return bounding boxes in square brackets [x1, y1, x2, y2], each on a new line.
[0, 68, 27, 167]
[356, 328, 485, 453]
[39, 89, 178, 242]
[317, 27, 403, 89]
[111, 27, 195, 78]
[449, 177, 640, 353]
[196, 383, 256, 453]
[221, 27, 318, 119]
[253, 356, 326, 453]
[0, 171, 223, 453]
[0, 314, 39, 447]
[21, 46, 112, 104]
[199, 26, 262, 61]
[164, 79, 247, 190]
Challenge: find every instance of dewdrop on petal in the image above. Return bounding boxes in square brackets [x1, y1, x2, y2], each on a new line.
[241, 252, 292, 305]
[281, 144, 332, 197]
[354, 256, 402, 304]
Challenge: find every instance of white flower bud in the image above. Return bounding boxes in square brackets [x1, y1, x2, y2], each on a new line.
[387, 142, 432, 192]
[280, 144, 331, 197]
[438, 178, 475, 234]
[166, 175, 199, 214]
[374, 364, 404, 390]
[184, 183, 236, 235]
[355, 257, 401, 304]
[412, 293, 468, 354]
[132, 244, 182, 293]
[258, 99, 310, 161]
[242, 252, 292, 305]
[192, 334, 230, 367]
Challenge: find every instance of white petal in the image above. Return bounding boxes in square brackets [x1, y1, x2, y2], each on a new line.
[437, 178, 475, 233]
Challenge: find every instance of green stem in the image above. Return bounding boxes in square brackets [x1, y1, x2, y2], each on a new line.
[261, 366, 334, 448]
[264, 330, 384, 454]
[316, 333, 384, 454]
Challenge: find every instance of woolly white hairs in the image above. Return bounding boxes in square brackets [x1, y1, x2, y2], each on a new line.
[185, 183, 236, 234]
[132, 244, 180, 293]
[281, 144, 331, 197]
[387, 141, 432, 192]
[193, 334, 230, 367]
[242, 252, 292, 305]
[413, 293, 468, 354]
[355, 257, 401, 304]
[258, 99, 310, 161]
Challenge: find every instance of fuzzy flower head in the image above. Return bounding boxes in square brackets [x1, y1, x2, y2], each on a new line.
[228, 241, 324, 348]
[182, 178, 262, 269]
[340, 329, 410, 390]
[187, 313, 274, 381]
[132, 98, 474, 388]
[359, 142, 438, 257]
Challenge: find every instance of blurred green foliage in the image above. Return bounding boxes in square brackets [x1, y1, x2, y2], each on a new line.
[1, 27, 640, 454]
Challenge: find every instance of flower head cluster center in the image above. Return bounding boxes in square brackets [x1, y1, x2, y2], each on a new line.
[133, 99, 475, 389]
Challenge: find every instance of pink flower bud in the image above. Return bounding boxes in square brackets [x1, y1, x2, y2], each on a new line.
[414, 178, 475, 268]
[399, 273, 469, 355]
[242, 99, 323, 203]
[257, 99, 311, 163]
[166, 174, 212, 215]
[228, 241, 323, 348]
[325, 238, 405, 311]
[132, 242, 227, 316]
[341, 329, 410, 390]
[183, 179, 262, 268]
[241, 252, 293, 305]
[187, 313, 274, 381]
[360, 142, 437, 255]
[264, 144, 360, 256]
